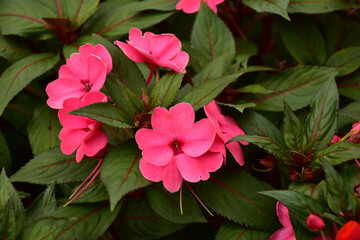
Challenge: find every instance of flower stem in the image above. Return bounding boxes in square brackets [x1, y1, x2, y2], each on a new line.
[184, 181, 213, 217]
[155, 67, 160, 83]
[179, 184, 183, 215]
[340, 132, 350, 142]
[320, 230, 326, 240]
[222, 3, 247, 40]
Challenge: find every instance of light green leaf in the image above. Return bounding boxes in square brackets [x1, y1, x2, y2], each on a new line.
[305, 79, 338, 150]
[10, 148, 99, 184]
[0, 53, 59, 115]
[243, 0, 290, 20]
[100, 142, 150, 211]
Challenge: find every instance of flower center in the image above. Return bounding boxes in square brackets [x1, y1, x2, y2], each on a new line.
[172, 141, 180, 155]
[81, 79, 91, 91]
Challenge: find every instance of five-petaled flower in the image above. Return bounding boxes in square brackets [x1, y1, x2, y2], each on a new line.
[176, 0, 225, 14]
[269, 202, 296, 240]
[135, 102, 223, 193]
[46, 43, 112, 109]
[58, 92, 108, 162]
[204, 100, 248, 165]
[115, 28, 189, 84]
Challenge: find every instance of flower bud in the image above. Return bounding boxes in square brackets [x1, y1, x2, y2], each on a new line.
[306, 213, 325, 231]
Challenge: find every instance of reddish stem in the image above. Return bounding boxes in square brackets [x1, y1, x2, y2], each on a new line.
[222, 3, 247, 40]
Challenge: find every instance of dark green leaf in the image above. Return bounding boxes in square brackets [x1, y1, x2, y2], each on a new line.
[313, 142, 360, 166]
[146, 183, 206, 224]
[216, 222, 271, 240]
[193, 168, 278, 231]
[17, 218, 68, 240]
[305, 79, 338, 150]
[283, 102, 306, 151]
[191, 5, 235, 65]
[10, 148, 99, 184]
[0, 36, 31, 63]
[0, 131, 11, 173]
[341, 162, 359, 194]
[150, 72, 184, 108]
[238, 84, 273, 94]
[63, 0, 99, 26]
[338, 72, 360, 101]
[0, 0, 56, 37]
[229, 135, 291, 163]
[71, 180, 109, 204]
[63, 35, 95, 59]
[100, 142, 150, 210]
[178, 73, 242, 111]
[326, 47, 360, 76]
[0, 169, 24, 240]
[51, 203, 121, 240]
[218, 102, 256, 113]
[288, 0, 357, 13]
[338, 101, 360, 129]
[118, 81, 145, 113]
[278, 17, 327, 64]
[114, 198, 184, 240]
[243, 0, 290, 20]
[25, 183, 56, 224]
[261, 190, 326, 227]
[322, 159, 356, 215]
[71, 102, 133, 129]
[28, 104, 61, 155]
[0, 53, 59, 115]
[250, 66, 338, 111]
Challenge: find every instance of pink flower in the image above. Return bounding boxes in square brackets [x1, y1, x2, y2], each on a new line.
[350, 121, 360, 143]
[306, 213, 325, 231]
[114, 28, 189, 84]
[46, 44, 112, 109]
[176, 0, 225, 14]
[204, 100, 248, 166]
[58, 92, 108, 162]
[269, 202, 296, 240]
[135, 102, 223, 193]
[331, 135, 342, 144]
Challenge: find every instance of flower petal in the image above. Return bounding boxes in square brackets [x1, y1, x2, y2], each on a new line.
[58, 98, 92, 129]
[83, 92, 108, 105]
[179, 118, 215, 157]
[82, 129, 108, 157]
[175, 151, 223, 182]
[87, 54, 107, 92]
[268, 227, 296, 240]
[226, 140, 244, 166]
[176, 0, 201, 13]
[150, 34, 181, 60]
[115, 41, 148, 63]
[277, 202, 292, 227]
[128, 28, 152, 53]
[142, 145, 174, 166]
[46, 78, 87, 109]
[151, 103, 195, 138]
[79, 43, 113, 74]
[139, 158, 183, 193]
[135, 129, 173, 149]
[59, 128, 88, 155]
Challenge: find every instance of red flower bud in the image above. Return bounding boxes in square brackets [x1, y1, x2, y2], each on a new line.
[335, 221, 360, 240]
[306, 213, 325, 231]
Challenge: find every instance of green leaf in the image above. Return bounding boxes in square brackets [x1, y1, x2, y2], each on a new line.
[288, 0, 357, 13]
[71, 102, 133, 129]
[0, 0, 56, 37]
[278, 17, 327, 65]
[341, 162, 360, 194]
[238, 84, 273, 94]
[243, 0, 290, 20]
[322, 159, 357, 215]
[338, 101, 360, 128]
[216, 222, 271, 240]
[0, 53, 59, 116]
[0, 36, 31, 63]
[146, 183, 206, 224]
[0, 131, 11, 174]
[192, 54, 229, 87]
[193, 168, 278, 231]
[150, 72, 184, 108]
[191, 5, 235, 64]
[218, 102, 256, 113]
[118, 81, 145, 113]
[261, 190, 326, 227]
[10, 148, 99, 184]
[326, 47, 360, 76]
[313, 142, 360, 166]
[234, 40, 258, 69]
[17, 218, 68, 240]
[0, 169, 24, 240]
[71, 180, 109, 204]
[304, 79, 338, 151]
[114, 198, 184, 239]
[229, 135, 291, 163]
[25, 183, 56, 225]
[63, 35, 95, 59]
[28, 104, 61, 155]
[338, 72, 360, 101]
[283, 102, 306, 151]
[63, 0, 100, 26]
[178, 73, 242, 111]
[250, 66, 338, 111]
[85, 1, 173, 37]
[51, 203, 121, 240]
[100, 142, 150, 211]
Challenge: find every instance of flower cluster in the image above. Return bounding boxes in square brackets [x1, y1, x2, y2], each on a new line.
[176, 0, 225, 14]
[135, 101, 247, 192]
[46, 44, 112, 161]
